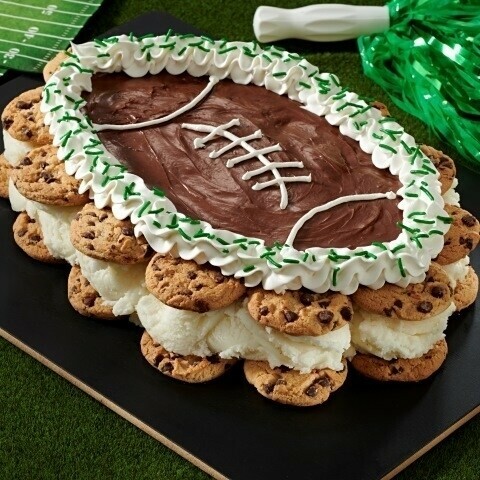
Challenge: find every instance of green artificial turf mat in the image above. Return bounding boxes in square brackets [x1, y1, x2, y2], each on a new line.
[1, 1, 478, 479]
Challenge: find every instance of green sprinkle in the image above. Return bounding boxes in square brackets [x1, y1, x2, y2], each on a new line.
[166, 214, 178, 229]
[201, 35, 215, 44]
[148, 207, 164, 215]
[58, 114, 81, 123]
[218, 46, 237, 54]
[349, 105, 372, 118]
[420, 186, 434, 201]
[269, 51, 283, 58]
[177, 46, 187, 56]
[138, 201, 151, 217]
[62, 149, 75, 161]
[60, 130, 72, 147]
[329, 74, 340, 87]
[49, 105, 62, 112]
[302, 252, 309, 262]
[164, 29, 173, 42]
[158, 41, 176, 50]
[411, 169, 430, 175]
[146, 52, 152, 62]
[380, 128, 403, 141]
[179, 33, 195, 39]
[233, 238, 248, 243]
[411, 146, 421, 163]
[283, 258, 300, 264]
[94, 38, 107, 46]
[73, 99, 85, 110]
[272, 71, 287, 78]
[308, 70, 319, 78]
[177, 228, 191, 241]
[372, 242, 388, 250]
[123, 182, 140, 200]
[128, 33, 135, 42]
[379, 144, 397, 154]
[298, 81, 311, 89]
[379, 117, 397, 124]
[242, 48, 256, 58]
[408, 211, 426, 218]
[260, 251, 275, 259]
[243, 265, 256, 272]
[332, 267, 340, 287]
[262, 54, 272, 63]
[401, 141, 413, 154]
[437, 215, 453, 224]
[248, 240, 261, 245]
[152, 187, 165, 197]
[391, 244, 406, 253]
[288, 53, 303, 61]
[354, 251, 377, 260]
[193, 229, 209, 239]
[405, 193, 419, 198]
[84, 149, 104, 156]
[332, 87, 348, 100]
[397, 222, 420, 234]
[353, 120, 368, 130]
[421, 163, 437, 175]
[197, 45, 210, 53]
[337, 101, 363, 112]
[96, 53, 110, 59]
[139, 33, 155, 40]
[328, 250, 350, 262]
[238, 243, 247, 251]
[372, 133, 384, 140]
[188, 40, 203, 47]
[412, 218, 435, 225]
[61, 62, 93, 74]
[267, 257, 282, 268]
[152, 220, 162, 229]
[215, 237, 230, 246]
[219, 39, 228, 49]
[397, 258, 406, 277]
[429, 229, 444, 236]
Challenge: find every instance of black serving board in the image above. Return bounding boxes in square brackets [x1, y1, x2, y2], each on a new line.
[1, 12, 479, 480]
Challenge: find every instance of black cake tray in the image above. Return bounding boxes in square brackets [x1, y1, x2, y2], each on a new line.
[1, 12, 479, 480]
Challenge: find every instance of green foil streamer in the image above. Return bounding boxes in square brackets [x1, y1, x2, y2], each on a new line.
[358, 0, 480, 171]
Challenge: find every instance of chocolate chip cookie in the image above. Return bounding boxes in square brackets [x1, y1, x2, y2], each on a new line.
[0, 153, 10, 198]
[436, 205, 479, 265]
[11, 145, 89, 206]
[70, 203, 152, 264]
[1, 87, 52, 145]
[145, 253, 246, 312]
[141, 331, 236, 383]
[243, 360, 348, 407]
[43, 51, 70, 81]
[12, 211, 59, 263]
[453, 266, 478, 311]
[420, 145, 456, 195]
[352, 263, 452, 321]
[67, 265, 116, 320]
[351, 339, 448, 382]
[247, 289, 352, 336]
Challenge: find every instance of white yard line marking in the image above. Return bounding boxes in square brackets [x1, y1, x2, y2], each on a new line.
[0, 50, 47, 62]
[0, 38, 58, 52]
[0, 13, 81, 28]
[0, 26, 70, 40]
[0, 1, 90, 16]
[63, 0, 101, 6]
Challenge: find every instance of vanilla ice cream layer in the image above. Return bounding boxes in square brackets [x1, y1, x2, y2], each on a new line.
[76, 251, 148, 316]
[9, 180, 79, 264]
[442, 257, 470, 289]
[3, 130, 35, 166]
[137, 295, 351, 373]
[442, 178, 460, 207]
[351, 303, 456, 360]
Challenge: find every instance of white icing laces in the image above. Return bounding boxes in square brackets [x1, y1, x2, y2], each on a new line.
[40, 32, 451, 294]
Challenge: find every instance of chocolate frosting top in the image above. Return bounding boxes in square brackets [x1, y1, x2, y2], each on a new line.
[84, 72, 401, 250]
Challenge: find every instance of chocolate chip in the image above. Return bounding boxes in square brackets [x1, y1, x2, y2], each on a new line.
[81, 231, 95, 240]
[29, 234, 41, 243]
[17, 227, 27, 237]
[438, 155, 451, 168]
[16, 100, 32, 109]
[98, 213, 108, 222]
[194, 299, 209, 313]
[340, 306, 352, 321]
[461, 215, 476, 228]
[87, 220, 95, 227]
[283, 309, 298, 323]
[317, 310, 334, 324]
[430, 286, 445, 298]
[22, 128, 33, 139]
[317, 376, 331, 388]
[207, 354, 220, 364]
[390, 366, 404, 375]
[213, 272, 225, 283]
[305, 385, 318, 397]
[417, 301, 433, 313]
[121, 226, 134, 236]
[278, 365, 290, 373]
[383, 307, 393, 317]
[20, 156, 32, 166]
[459, 237, 473, 250]
[264, 383, 275, 394]
[2, 118, 13, 130]
[299, 293, 313, 306]
[39, 172, 55, 183]
[187, 271, 197, 280]
[160, 362, 173, 373]
[318, 299, 331, 308]
[179, 289, 193, 296]
[83, 294, 97, 308]
[394, 299, 403, 308]
[259, 306, 269, 316]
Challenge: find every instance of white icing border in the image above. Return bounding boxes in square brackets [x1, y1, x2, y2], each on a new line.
[40, 33, 451, 294]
